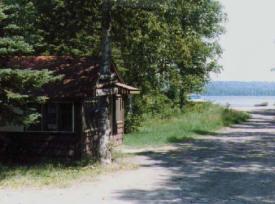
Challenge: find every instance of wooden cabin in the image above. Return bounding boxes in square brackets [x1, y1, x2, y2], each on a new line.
[0, 56, 139, 161]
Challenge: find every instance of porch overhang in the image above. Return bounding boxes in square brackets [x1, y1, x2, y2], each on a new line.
[114, 82, 140, 94]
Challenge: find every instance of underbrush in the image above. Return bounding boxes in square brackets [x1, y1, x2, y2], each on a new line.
[124, 102, 251, 147]
[222, 105, 251, 126]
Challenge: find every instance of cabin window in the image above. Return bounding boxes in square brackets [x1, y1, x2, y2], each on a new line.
[46, 104, 58, 130]
[44, 103, 74, 132]
[27, 103, 74, 132]
[58, 103, 74, 131]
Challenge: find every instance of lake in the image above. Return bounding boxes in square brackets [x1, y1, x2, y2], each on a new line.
[201, 96, 275, 108]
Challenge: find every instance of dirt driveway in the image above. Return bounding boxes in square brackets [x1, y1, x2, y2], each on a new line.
[1, 107, 275, 203]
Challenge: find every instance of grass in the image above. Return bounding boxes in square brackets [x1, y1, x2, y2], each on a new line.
[124, 102, 251, 147]
[0, 152, 137, 189]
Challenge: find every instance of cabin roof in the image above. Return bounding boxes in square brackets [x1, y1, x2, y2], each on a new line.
[3, 56, 130, 98]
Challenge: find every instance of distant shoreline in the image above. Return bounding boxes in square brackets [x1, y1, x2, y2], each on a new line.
[204, 81, 275, 96]
[201, 95, 275, 108]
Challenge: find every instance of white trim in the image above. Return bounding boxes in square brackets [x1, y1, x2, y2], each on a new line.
[114, 82, 139, 91]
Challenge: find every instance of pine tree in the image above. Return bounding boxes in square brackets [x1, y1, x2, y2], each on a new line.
[0, 1, 59, 126]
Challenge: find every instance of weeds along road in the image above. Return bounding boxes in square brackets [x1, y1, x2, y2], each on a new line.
[1, 106, 275, 204]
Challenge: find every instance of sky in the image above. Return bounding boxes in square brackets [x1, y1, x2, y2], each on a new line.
[211, 0, 275, 81]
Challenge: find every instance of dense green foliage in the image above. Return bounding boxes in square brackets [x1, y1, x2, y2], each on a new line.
[124, 102, 250, 146]
[0, 0, 44, 55]
[0, 0, 226, 129]
[113, 0, 225, 115]
[0, 1, 59, 126]
[204, 81, 275, 96]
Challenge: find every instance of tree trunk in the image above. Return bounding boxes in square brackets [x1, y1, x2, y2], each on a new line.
[179, 88, 184, 109]
[97, 0, 112, 165]
[179, 65, 185, 109]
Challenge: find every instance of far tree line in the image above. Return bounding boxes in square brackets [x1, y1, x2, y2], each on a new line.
[204, 81, 275, 96]
[0, 0, 226, 131]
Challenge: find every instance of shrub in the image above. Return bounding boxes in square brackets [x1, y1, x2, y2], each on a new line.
[222, 106, 251, 126]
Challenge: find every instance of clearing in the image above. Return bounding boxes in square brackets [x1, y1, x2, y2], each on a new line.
[0, 107, 275, 203]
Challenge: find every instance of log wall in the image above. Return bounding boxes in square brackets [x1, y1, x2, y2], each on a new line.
[111, 120, 124, 145]
[0, 132, 79, 161]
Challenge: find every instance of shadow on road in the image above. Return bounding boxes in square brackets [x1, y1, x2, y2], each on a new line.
[116, 109, 275, 203]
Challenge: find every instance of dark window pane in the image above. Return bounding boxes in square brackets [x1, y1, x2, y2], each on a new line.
[46, 104, 57, 130]
[59, 103, 73, 131]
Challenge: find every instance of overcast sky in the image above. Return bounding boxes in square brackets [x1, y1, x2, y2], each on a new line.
[211, 0, 275, 81]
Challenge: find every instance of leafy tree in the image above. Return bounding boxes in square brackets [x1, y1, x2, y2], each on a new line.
[111, 0, 225, 113]
[0, 1, 59, 126]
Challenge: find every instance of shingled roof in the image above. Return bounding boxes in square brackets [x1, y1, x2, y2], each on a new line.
[3, 56, 123, 98]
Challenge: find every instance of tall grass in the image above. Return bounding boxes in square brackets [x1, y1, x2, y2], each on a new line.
[124, 102, 250, 147]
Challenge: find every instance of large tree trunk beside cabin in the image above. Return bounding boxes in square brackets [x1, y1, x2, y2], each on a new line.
[98, 96, 112, 164]
[97, 0, 112, 165]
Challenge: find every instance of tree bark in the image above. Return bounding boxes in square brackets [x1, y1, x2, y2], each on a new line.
[179, 66, 185, 109]
[97, 0, 112, 165]
[179, 88, 184, 109]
